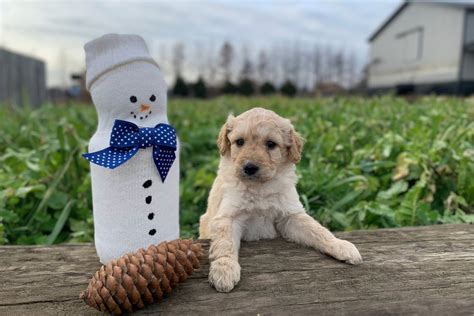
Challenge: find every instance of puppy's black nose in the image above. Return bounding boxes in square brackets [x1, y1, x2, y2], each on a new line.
[244, 163, 259, 175]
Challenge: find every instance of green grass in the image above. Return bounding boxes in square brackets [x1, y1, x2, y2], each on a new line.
[0, 96, 473, 245]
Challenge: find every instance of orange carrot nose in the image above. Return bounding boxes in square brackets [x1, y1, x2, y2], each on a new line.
[140, 104, 151, 112]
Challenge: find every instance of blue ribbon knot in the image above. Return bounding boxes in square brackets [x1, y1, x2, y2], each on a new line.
[83, 120, 177, 182]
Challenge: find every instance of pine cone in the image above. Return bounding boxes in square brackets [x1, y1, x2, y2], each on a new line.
[80, 239, 203, 314]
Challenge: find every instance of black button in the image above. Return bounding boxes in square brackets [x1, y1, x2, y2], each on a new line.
[149, 229, 156, 236]
[143, 180, 152, 188]
[148, 212, 154, 220]
[145, 196, 152, 204]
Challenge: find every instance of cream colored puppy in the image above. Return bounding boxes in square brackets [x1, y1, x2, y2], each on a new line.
[199, 108, 362, 293]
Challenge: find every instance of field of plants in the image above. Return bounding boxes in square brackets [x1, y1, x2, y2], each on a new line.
[0, 96, 473, 245]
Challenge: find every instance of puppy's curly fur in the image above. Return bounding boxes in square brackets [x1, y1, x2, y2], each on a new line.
[200, 108, 362, 293]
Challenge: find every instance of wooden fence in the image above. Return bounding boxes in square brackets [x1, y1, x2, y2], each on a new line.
[0, 48, 47, 107]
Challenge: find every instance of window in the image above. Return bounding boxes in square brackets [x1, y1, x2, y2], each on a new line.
[397, 27, 423, 61]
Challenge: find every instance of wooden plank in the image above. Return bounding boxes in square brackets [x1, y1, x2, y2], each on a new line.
[0, 224, 473, 315]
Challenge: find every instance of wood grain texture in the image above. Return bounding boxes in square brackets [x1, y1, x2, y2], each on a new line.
[0, 224, 473, 315]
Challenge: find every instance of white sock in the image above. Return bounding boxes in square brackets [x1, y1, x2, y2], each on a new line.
[84, 34, 179, 264]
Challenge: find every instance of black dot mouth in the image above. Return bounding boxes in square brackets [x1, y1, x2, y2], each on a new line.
[130, 110, 151, 120]
[131, 110, 153, 120]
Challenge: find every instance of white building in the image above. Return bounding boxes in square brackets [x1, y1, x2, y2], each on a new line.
[368, 1, 474, 95]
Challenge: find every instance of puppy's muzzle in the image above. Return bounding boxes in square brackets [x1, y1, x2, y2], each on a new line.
[243, 162, 259, 176]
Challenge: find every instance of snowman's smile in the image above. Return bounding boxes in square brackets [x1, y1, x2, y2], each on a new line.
[130, 109, 152, 120]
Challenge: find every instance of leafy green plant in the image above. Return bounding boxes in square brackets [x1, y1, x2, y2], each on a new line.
[0, 96, 473, 245]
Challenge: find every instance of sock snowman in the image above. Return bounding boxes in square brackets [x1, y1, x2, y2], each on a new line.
[83, 34, 179, 264]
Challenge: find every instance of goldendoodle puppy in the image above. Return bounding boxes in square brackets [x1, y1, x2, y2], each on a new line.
[200, 107, 362, 292]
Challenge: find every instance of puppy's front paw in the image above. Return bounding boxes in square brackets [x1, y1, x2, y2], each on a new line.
[328, 239, 363, 265]
[208, 257, 241, 293]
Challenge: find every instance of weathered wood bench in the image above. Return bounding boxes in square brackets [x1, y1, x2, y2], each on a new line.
[1, 224, 473, 315]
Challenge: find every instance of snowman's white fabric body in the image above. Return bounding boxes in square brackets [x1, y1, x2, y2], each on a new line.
[84, 34, 179, 264]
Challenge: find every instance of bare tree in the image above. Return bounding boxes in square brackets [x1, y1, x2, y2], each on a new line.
[240, 59, 254, 79]
[269, 44, 282, 86]
[204, 43, 217, 86]
[287, 43, 302, 86]
[292, 43, 304, 88]
[241, 59, 254, 79]
[300, 48, 313, 90]
[322, 45, 333, 83]
[346, 51, 358, 88]
[257, 50, 269, 83]
[333, 48, 345, 85]
[150, 40, 359, 92]
[172, 42, 185, 78]
[219, 42, 234, 82]
[280, 45, 292, 82]
[313, 44, 322, 87]
[239, 45, 254, 80]
[194, 41, 205, 80]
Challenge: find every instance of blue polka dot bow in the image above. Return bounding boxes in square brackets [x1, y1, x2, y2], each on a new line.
[83, 120, 177, 182]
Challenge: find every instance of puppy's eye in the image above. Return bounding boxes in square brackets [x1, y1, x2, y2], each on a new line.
[235, 138, 245, 147]
[130, 95, 137, 103]
[266, 140, 276, 149]
[149, 94, 156, 102]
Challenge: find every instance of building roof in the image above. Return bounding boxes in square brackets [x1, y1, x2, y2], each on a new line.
[368, 2, 409, 43]
[0, 47, 45, 63]
[368, 1, 474, 43]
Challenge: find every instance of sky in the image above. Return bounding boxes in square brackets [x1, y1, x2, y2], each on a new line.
[0, 0, 401, 87]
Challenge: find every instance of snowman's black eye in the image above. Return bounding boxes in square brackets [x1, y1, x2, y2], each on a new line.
[130, 96, 137, 103]
[149, 94, 156, 102]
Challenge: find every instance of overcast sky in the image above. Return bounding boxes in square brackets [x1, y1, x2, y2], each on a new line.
[0, 0, 400, 87]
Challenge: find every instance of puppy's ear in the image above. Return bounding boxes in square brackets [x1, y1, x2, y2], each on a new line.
[288, 127, 304, 164]
[217, 115, 234, 156]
